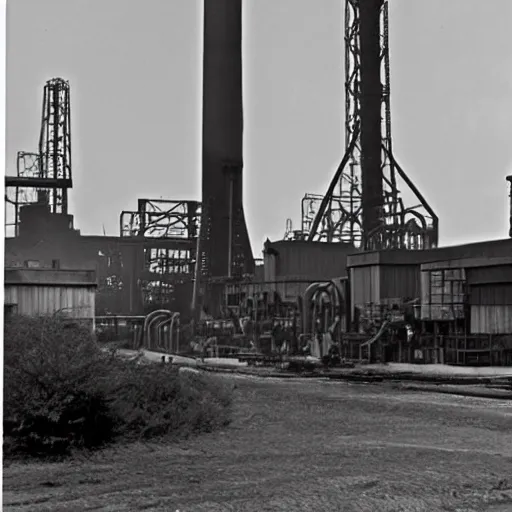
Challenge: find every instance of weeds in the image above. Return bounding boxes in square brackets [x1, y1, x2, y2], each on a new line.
[4, 315, 233, 458]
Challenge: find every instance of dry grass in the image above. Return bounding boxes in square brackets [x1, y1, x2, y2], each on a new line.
[4, 376, 512, 511]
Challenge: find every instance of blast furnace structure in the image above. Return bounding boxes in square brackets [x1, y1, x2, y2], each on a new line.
[289, 0, 439, 251]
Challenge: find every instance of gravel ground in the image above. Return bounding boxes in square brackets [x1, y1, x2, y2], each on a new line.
[3, 376, 512, 512]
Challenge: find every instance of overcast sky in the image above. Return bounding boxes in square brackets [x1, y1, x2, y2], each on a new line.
[7, 0, 512, 254]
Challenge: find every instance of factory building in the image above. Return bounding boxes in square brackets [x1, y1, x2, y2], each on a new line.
[346, 238, 512, 323]
[420, 256, 512, 335]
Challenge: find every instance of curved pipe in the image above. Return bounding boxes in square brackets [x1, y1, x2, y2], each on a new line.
[303, 280, 344, 335]
[147, 313, 171, 351]
[168, 312, 180, 354]
[159, 315, 174, 352]
[143, 309, 172, 347]
[302, 282, 325, 334]
[154, 317, 169, 351]
[304, 282, 335, 333]
[311, 289, 328, 332]
[155, 313, 179, 352]
[173, 315, 180, 354]
[158, 312, 180, 353]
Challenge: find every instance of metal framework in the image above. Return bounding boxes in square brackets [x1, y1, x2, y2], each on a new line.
[120, 199, 200, 239]
[117, 199, 200, 314]
[289, 0, 438, 250]
[5, 78, 72, 237]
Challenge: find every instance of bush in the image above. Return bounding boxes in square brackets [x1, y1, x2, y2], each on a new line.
[4, 315, 233, 458]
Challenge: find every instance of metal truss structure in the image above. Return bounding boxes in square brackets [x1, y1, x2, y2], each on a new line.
[116, 199, 200, 314]
[288, 0, 438, 251]
[5, 78, 72, 237]
[120, 199, 200, 239]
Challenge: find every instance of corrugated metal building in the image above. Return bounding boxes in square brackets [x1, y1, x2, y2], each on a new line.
[4, 268, 97, 328]
[263, 239, 357, 300]
[421, 257, 512, 334]
[346, 238, 512, 323]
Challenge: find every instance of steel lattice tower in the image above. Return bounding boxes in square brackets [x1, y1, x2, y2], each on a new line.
[39, 77, 73, 214]
[305, 0, 438, 250]
[5, 78, 73, 236]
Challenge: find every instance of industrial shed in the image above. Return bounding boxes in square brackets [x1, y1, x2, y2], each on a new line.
[262, 239, 357, 300]
[421, 257, 512, 335]
[346, 238, 512, 321]
[4, 268, 97, 329]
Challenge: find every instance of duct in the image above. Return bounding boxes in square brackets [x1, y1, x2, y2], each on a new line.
[302, 282, 324, 334]
[158, 312, 181, 353]
[302, 279, 345, 338]
[142, 309, 172, 349]
[147, 313, 171, 351]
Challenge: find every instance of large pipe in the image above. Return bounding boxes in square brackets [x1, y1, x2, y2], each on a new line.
[142, 309, 172, 349]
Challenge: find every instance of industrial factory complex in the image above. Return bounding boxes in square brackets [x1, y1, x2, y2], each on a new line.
[5, 0, 512, 367]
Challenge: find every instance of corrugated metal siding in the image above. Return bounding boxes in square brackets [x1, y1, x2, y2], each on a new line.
[420, 271, 430, 305]
[275, 243, 352, 281]
[470, 305, 512, 334]
[264, 253, 277, 282]
[351, 266, 380, 307]
[469, 284, 512, 306]
[380, 265, 420, 301]
[4, 285, 95, 319]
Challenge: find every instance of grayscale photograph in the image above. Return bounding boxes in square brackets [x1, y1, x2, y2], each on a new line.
[3, 0, 512, 510]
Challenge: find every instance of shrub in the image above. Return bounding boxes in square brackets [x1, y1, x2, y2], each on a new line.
[4, 315, 233, 458]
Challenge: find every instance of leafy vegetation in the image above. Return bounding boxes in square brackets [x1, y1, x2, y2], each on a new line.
[4, 315, 233, 458]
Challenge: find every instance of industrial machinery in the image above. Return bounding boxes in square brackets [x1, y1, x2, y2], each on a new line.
[188, 278, 349, 367]
[285, 0, 439, 251]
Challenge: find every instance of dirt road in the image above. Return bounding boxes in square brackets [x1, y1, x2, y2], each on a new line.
[4, 376, 512, 511]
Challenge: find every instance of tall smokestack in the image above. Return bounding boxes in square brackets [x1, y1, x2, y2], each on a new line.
[194, 0, 253, 315]
[360, 0, 384, 237]
[202, 0, 243, 173]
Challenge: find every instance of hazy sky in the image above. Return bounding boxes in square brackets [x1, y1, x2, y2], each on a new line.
[7, 0, 512, 254]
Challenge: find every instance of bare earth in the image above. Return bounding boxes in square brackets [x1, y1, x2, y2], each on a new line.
[4, 376, 512, 512]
